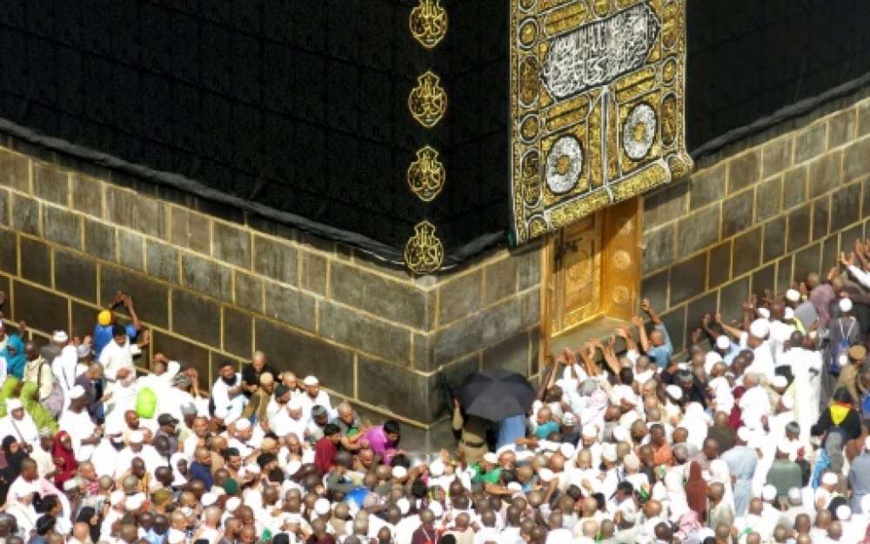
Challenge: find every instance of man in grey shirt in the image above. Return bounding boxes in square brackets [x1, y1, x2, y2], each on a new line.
[848, 436, 870, 512]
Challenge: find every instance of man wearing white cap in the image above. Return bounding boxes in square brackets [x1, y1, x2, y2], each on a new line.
[765, 440, 802, 506]
[740, 319, 775, 382]
[848, 436, 870, 512]
[738, 374, 770, 432]
[114, 430, 163, 478]
[40, 330, 68, 365]
[298, 376, 333, 421]
[0, 398, 38, 445]
[816, 472, 840, 511]
[58, 385, 101, 461]
[721, 427, 758, 516]
[271, 396, 310, 439]
[823, 297, 860, 404]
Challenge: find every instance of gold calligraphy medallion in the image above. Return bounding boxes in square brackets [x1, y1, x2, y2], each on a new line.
[407, 146, 446, 202]
[404, 221, 444, 274]
[409, 71, 447, 129]
[409, 0, 448, 49]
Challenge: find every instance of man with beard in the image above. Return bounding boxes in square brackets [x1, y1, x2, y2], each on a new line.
[211, 361, 246, 421]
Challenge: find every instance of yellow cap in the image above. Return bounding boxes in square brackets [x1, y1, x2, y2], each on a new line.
[97, 310, 113, 326]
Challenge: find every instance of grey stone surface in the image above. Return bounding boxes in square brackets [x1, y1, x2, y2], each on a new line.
[831, 182, 861, 232]
[32, 163, 68, 206]
[762, 138, 792, 179]
[643, 224, 675, 273]
[0, 188, 8, 227]
[669, 252, 707, 306]
[84, 219, 116, 262]
[808, 151, 842, 198]
[727, 150, 760, 194]
[481, 331, 531, 376]
[234, 271, 263, 312]
[689, 164, 726, 210]
[357, 357, 432, 422]
[254, 318, 354, 397]
[0, 229, 16, 274]
[721, 189, 754, 239]
[843, 138, 870, 184]
[222, 306, 252, 358]
[678, 205, 720, 258]
[71, 174, 103, 217]
[330, 262, 428, 330]
[20, 237, 50, 287]
[145, 239, 179, 283]
[751, 263, 776, 298]
[782, 167, 808, 210]
[794, 123, 827, 163]
[643, 182, 688, 230]
[0, 150, 30, 193]
[100, 265, 170, 329]
[181, 252, 233, 302]
[812, 196, 831, 242]
[118, 229, 145, 271]
[641, 269, 669, 312]
[12, 280, 68, 333]
[732, 227, 762, 277]
[11, 194, 39, 235]
[763, 216, 787, 262]
[106, 186, 164, 238]
[483, 257, 519, 306]
[213, 222, 252, 269]
[776, 256, 794, 294]
[432, 290, 539, 366]
[828, 109, 856, 149]
[299, 250, 327, 295]
[171, 207, 211, 255]
[263, 281, 317, 333]
[43, 206, 82, 250]
[794, 243, 822, 279]
[253, 235, 297, 285]
[787, 204, 811, 252]
[438, 270, 483, 326]
[54, 248, 97, 303]
[516, 244, 542, 291]
[412, 332, 432, 371]
[755, 176, 782, 222]
[707, 240, 732, 289]
[659, 307, 686, 354]
[719, 277, 750, 323]
[172, 290, 221, 345]
[319, 301, 410, 363]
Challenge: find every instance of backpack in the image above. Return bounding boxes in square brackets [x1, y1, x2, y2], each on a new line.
[37, 362, 65, 419]
[135, 386, 157, 419]
[830, 319, 856, 375]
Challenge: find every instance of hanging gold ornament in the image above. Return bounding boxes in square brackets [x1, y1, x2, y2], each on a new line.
[404, 221, 444, 274]
[407, 146, 446, 202]
[409, 0, 448, 49]
[408, 71, 447, 129]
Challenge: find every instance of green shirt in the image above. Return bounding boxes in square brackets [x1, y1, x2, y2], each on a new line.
[471, 465, 502, 484]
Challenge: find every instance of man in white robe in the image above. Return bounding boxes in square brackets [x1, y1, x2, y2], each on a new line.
[57, 385, 101, 462]
[0, 399, 38, 445]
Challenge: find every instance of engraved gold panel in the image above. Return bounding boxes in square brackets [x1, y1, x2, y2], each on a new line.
[404, 221, 444, 275]
[409, 0, 448, 49]
[408, 71, 447, 129]
[407, 146, 446, 202]
[510, 0, 693, 244]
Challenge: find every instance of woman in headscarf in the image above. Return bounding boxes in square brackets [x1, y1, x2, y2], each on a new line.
[51, 431, 78, 488]
[709, 459, 736, 514]
[684, 461, 709, 523]
[75, 506, 101, 544]
[0, 435, 26, 504]
[1, 333, 26, 382]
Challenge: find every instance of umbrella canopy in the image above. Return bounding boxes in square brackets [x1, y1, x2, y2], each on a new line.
[456, 368, 536, 421]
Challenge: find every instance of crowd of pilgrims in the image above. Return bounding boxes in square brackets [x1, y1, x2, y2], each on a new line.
[1, 256, 870, 544]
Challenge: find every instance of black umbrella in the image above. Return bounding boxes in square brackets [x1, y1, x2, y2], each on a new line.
[456, 368, 536, 421]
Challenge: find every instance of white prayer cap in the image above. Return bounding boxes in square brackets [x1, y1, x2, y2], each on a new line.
[68, 385, 87, 400]
[288, 397, 304, 411]
[110, 491, 125, 506]
[303, 376, 319, 386]
[201, 493, 217, 507]
[822, 472, 839, 486]
[581, 425, 597, 439]
[391, 466, 407, 479]
[612, 426, 628, 443]
[602, 444, 617, 462]
[756, 308, 770, 320]
[52, 330, 69, 343]
[538, 468, 554, 483]
[780, 394, 794, 410]
[235, 419, 252, 431]
[840, 298, 853, 313]
[623, 453, 641, 471]
[507, 482, 522, 492]
[836, 505, 852, 520]
[125, 494, 144, 511]
[482, 452, 498, 464]
[314, 498, 331, 516]
[705, 351, 723, 365]
[749, 319, 770, 339]
[665, 385, 682, 400]
[396, 498, 410, 515]
[761, 485, 777, 502]
[226, 497, 242, 511]
[168, 529, 186, 544]
[787, 487, 802, 503]
[129, 430, 144, 444]
[785, 289, 801, 303]
[63, 478, 80, 491]
[737, 426, 753, 443]
[784, 307, 795, 321]
[559, 443, 576, 459]
[777, 439, 793, 455]
[716, 335, 731, 350]
[429, 501, 443, 518]
[772, 375, 788, 389]
[286, 460, 302, 476]
[428, 460, 445, 477]
[6, 399, 22, 411]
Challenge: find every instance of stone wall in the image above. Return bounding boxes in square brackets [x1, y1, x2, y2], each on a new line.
[640, 89, 870, 353]
[0, 136, 541, 447]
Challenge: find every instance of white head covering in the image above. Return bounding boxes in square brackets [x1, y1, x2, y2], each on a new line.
[708, 377, 734, 415]
[665, 385, 682, 401]
[52, 330, 69, 343]
[314, 498, 330, 516]
[840, 298, 853, 313]
[822, 472, 839, 486]
[785, 289, 800, 303]
[749, 319, 770, 339]
[716, 335, 731, 350]
[429, 460, 445, 477]
[68, 385, 87, 400]
[6, 399, 22, 412]
[761, 485, 777, 502]
[226, 497, 242, 511]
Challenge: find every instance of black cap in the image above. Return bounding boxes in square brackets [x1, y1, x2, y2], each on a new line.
[157, 414, 179, 426]
[611, 481, 635, 499]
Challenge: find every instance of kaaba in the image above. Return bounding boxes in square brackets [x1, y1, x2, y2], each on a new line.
[0, 1, 867, 271]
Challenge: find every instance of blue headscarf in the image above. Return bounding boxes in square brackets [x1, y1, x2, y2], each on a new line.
[2, 334, 26, 380]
